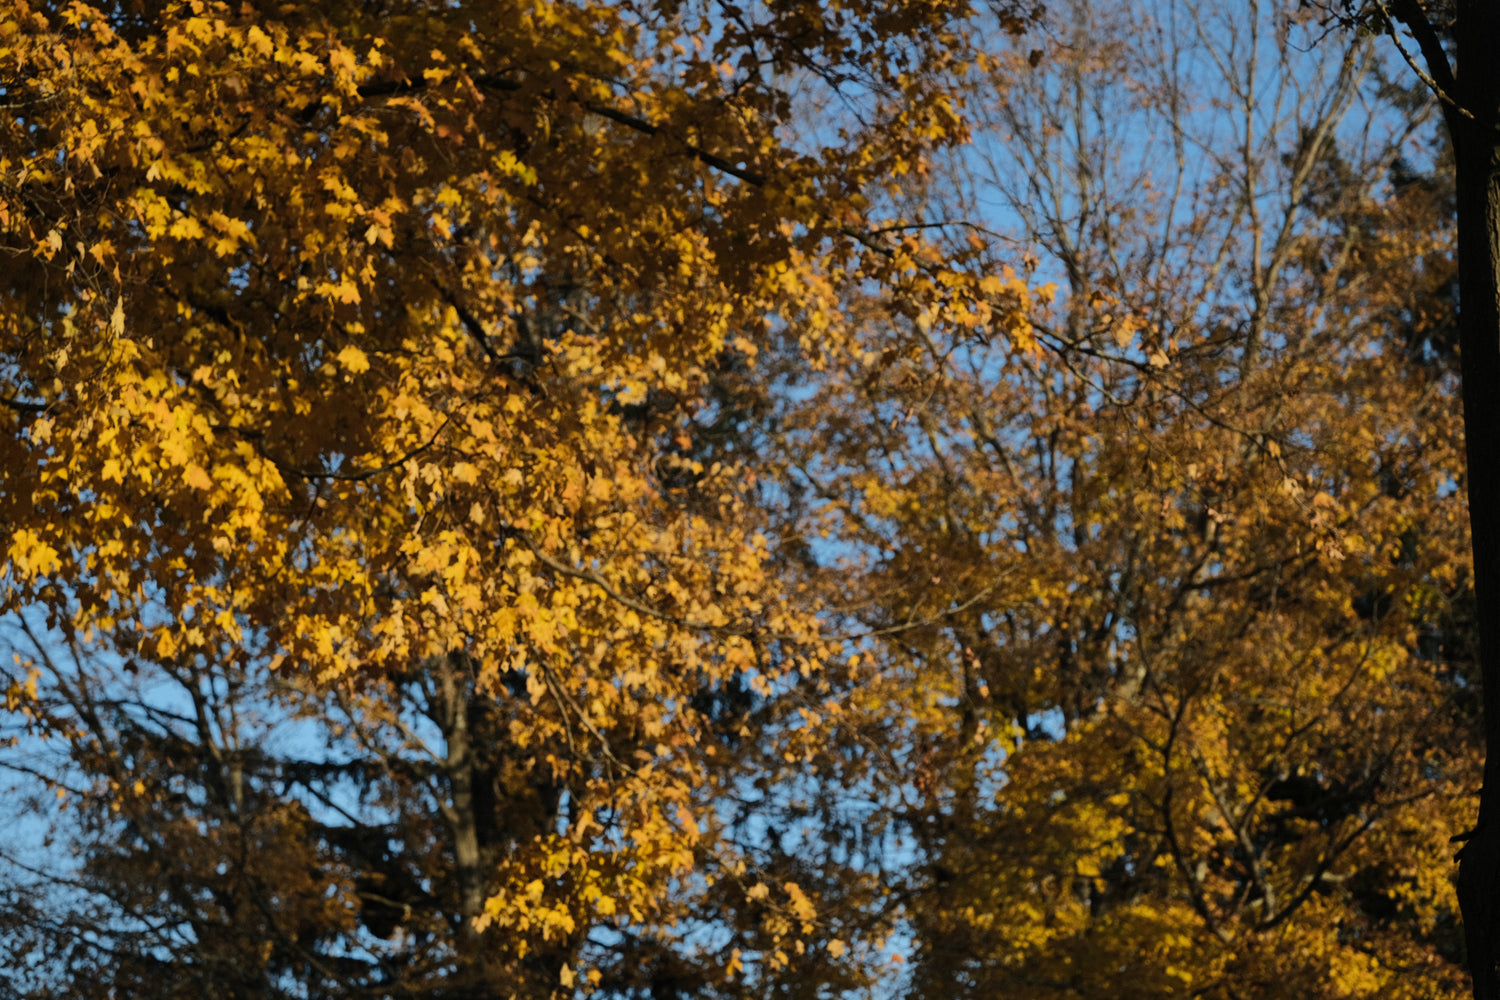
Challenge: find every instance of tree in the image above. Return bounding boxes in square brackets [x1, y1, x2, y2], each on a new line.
[754, 0, 1481, 994]
[0, 0, 1038, 990]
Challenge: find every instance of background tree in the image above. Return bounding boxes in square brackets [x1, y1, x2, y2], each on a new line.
[756, 0, 1481, 995]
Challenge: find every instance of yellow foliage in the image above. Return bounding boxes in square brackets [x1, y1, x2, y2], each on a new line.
[0, 0, 1037, 987]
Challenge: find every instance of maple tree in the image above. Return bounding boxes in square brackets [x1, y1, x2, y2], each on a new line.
[0, 0, 1035, 993]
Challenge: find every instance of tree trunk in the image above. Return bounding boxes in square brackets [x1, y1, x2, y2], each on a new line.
[438, 656, 489, 929]
[1451, 3, 1500, 996]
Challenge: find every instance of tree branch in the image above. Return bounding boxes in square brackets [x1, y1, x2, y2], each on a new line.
[1374, 0, 1474, 126]
[358, 73, 768, 185]
[0, 395, 47, 415]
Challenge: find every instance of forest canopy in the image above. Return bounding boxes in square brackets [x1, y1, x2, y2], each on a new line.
[0, 0, 1482, 997]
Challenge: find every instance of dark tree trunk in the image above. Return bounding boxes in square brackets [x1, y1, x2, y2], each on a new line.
[1442, 3, 1500, 996]
[1378, 2, 1500, 995]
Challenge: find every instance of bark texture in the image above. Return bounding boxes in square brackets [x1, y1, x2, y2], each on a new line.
[1445, 3, 1500, 996]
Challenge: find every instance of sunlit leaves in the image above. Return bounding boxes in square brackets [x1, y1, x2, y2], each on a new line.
[0, 0, 1039, 984]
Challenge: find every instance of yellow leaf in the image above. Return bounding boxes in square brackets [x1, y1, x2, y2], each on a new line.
[184, 465, 213, 491]
[336, 345, 370, 373]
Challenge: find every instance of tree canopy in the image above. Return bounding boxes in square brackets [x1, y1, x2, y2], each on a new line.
[0, 0, 1483, 997]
